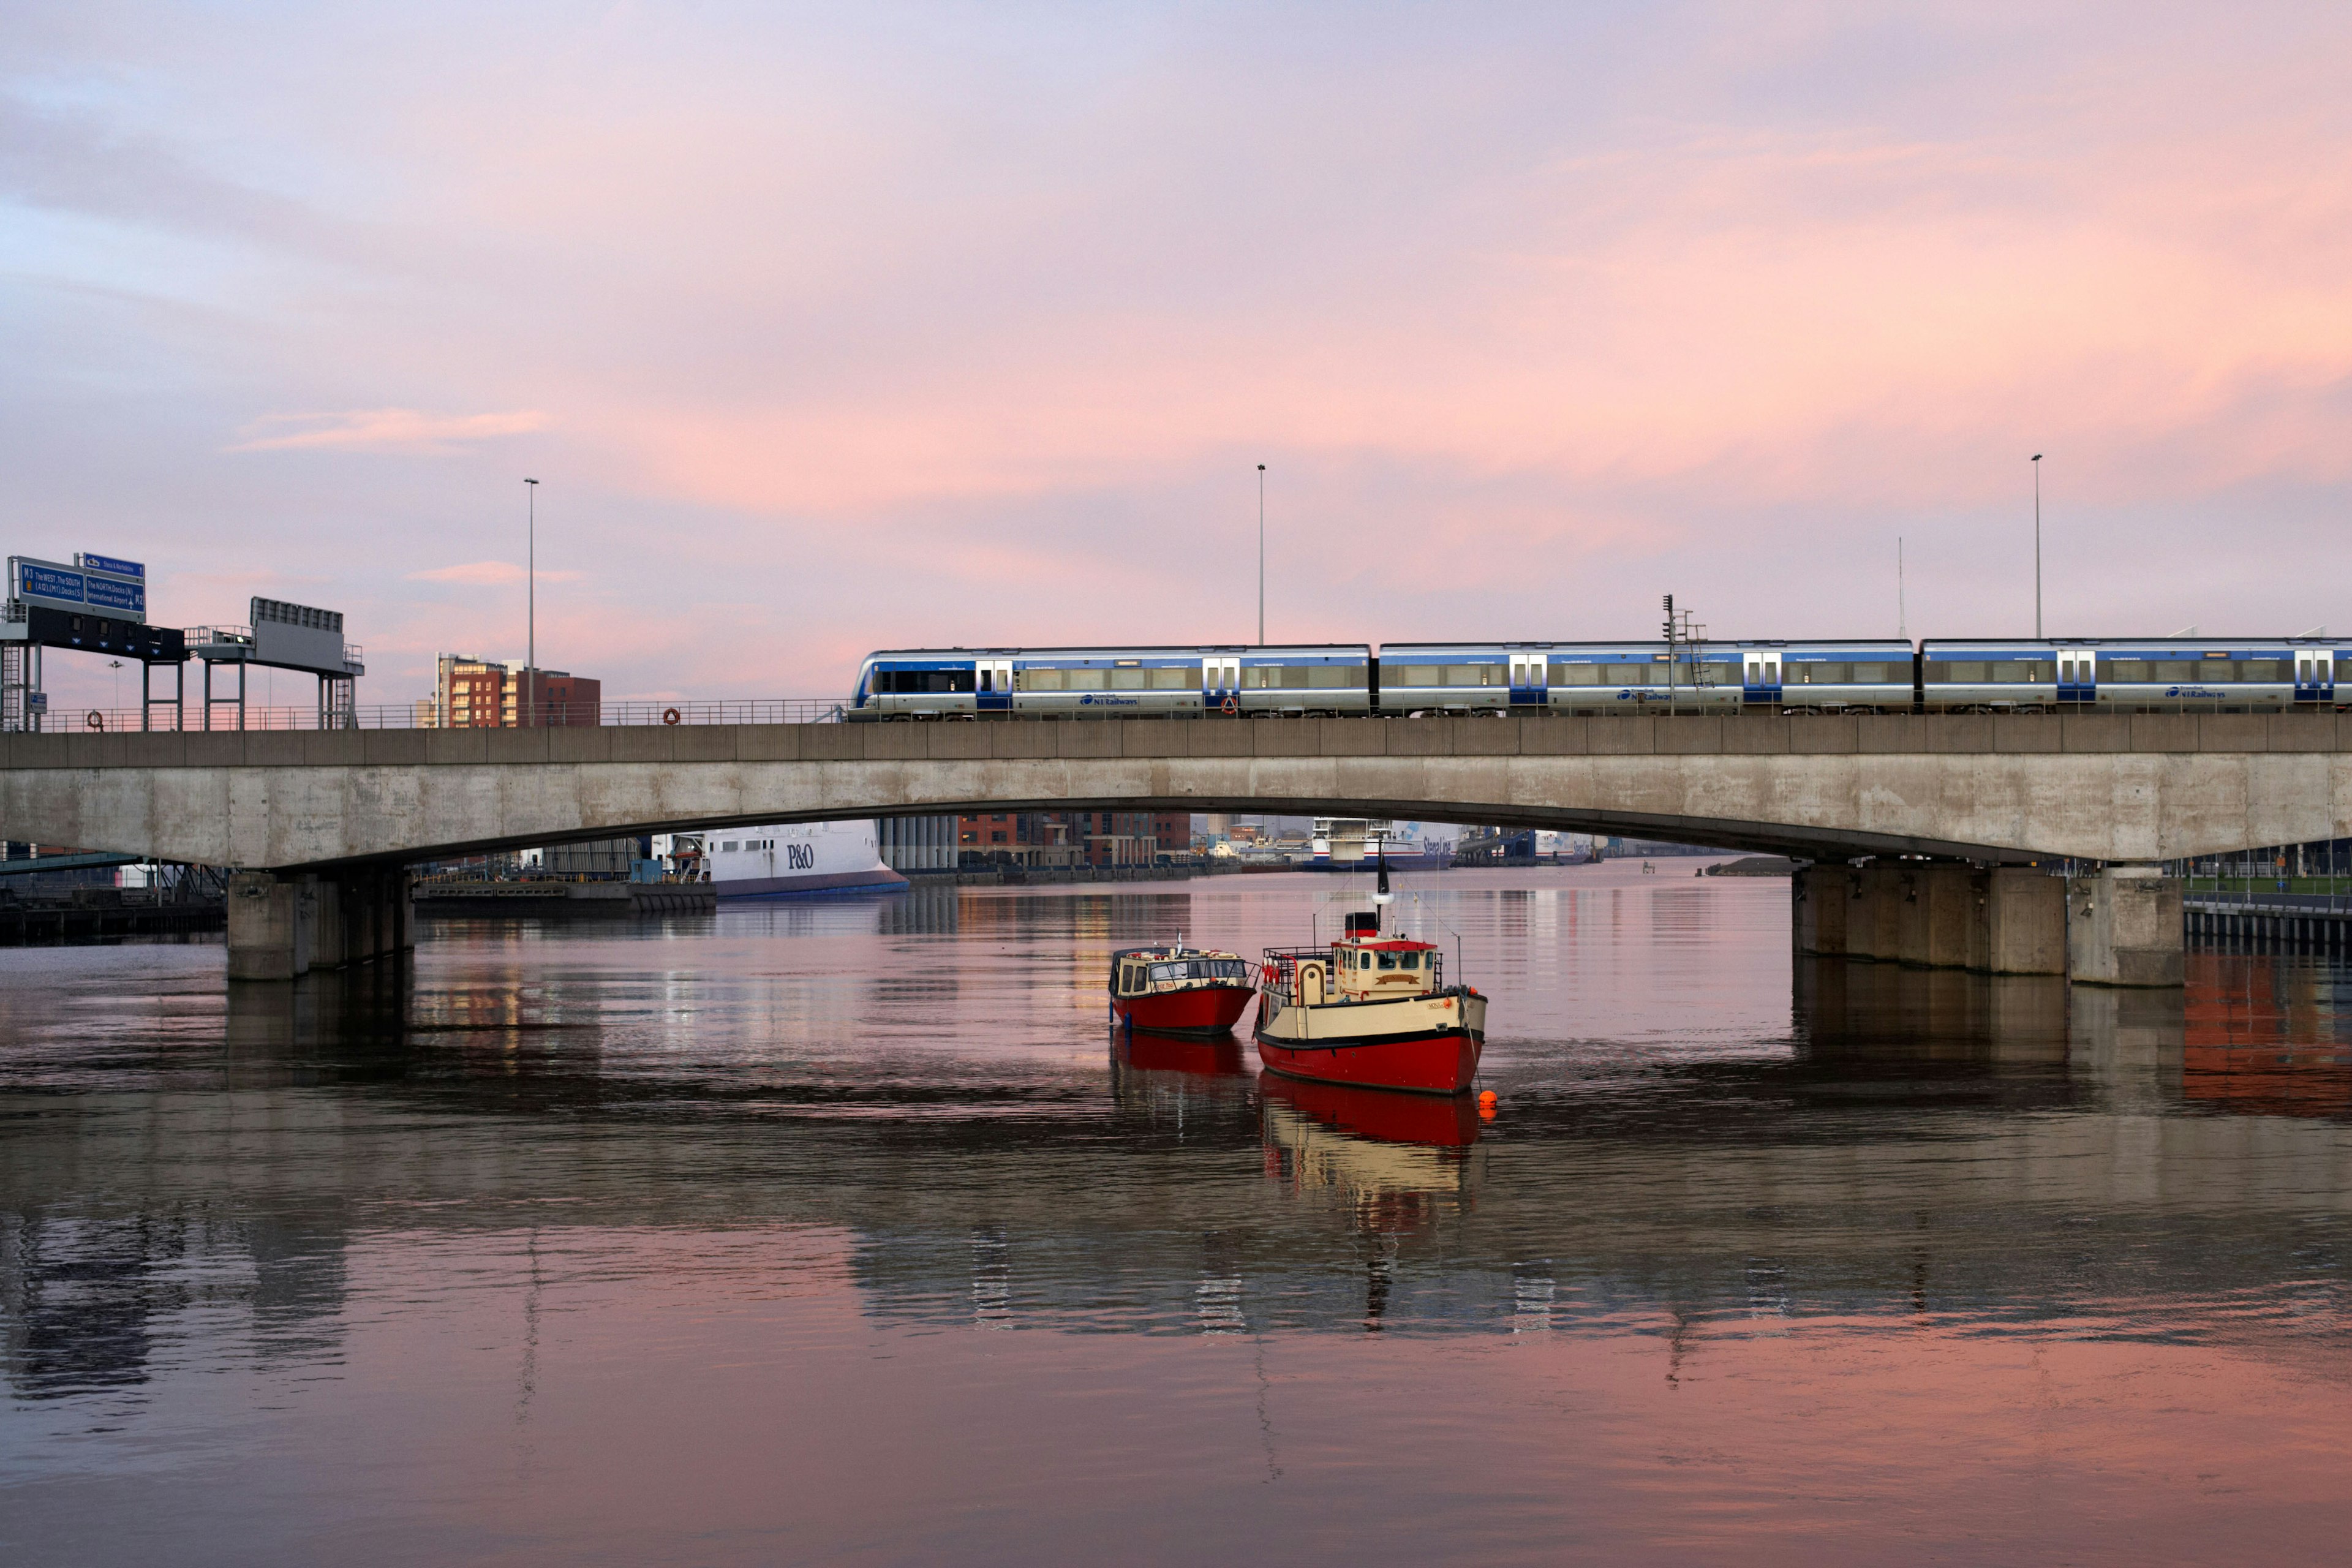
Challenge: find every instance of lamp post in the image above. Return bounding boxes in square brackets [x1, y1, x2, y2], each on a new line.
[524, 477, 538, 728]
[2031, 454, 2043, 639]
[1257, 464, 1266, 646]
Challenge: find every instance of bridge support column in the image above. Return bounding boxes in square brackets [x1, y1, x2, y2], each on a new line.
[227, 865, 412, 981]
[1850, 864, 1904, 961]
[227, 872, 306, 981]
[2066, 867, 2184, 987]
[1985, 868, 2067, 974]
[1800, 861, 2065, 976]
[1792, 864, 1856, 956]
[1899, 864, 1978, 969]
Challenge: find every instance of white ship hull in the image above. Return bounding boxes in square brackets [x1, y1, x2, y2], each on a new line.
[706, 821, 908, 899]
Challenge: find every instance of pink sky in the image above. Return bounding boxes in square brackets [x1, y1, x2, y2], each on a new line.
[6, 2, 2351, 710]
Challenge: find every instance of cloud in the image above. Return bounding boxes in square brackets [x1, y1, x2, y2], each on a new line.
[405, 561, 581, 586]
[228, 408, 549, 454]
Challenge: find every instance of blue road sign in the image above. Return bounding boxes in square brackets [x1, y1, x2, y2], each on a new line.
[77, 552, 145, 579]
[17, 563, 85, 604]
[85, 575, 146, 614]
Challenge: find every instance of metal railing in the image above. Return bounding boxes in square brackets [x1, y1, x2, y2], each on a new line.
[52, 697, 853, 733]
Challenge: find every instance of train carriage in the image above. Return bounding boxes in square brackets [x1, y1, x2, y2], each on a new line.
[851, 645, 1374, 719]
[1375, 640, 1915, 714]
[1918, 638, 2341, 712]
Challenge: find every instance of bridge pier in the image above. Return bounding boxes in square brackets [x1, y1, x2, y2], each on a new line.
[2065, 867, 2184, 988]
[1795, 861, 2158, 981]
[227, 864, 412, 982]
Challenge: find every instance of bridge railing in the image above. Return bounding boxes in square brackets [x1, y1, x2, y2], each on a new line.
[52, 698, 854, 733]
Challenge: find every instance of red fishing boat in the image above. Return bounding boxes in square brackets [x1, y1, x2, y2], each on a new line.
[1107, 944, 1256, 1037]
[1253, 856, 1487, 1095]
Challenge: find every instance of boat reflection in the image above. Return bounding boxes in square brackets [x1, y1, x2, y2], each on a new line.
[1259, 1073, 1482, 1211]
[1257, 1074, 1485, 1332]
[1113, 1029, 1249, 1078]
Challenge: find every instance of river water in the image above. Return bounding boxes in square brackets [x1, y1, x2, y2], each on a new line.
[4, 861, 2351, 1564]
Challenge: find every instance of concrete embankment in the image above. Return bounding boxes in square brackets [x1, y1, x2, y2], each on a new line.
[413, 881, 715, 917]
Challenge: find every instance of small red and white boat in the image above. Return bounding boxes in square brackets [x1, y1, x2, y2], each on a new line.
[1254, 884, 1487, 1095]
[1108, 944, 1256, 1037]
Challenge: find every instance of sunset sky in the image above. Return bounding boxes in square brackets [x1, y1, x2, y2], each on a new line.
[7, 2, 2350, 710]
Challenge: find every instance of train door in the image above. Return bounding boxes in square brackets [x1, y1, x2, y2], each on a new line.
[1509, 654, 1547, 708]
[976, 659, 1013, 712]
[1742, 652, 1782, 707]
[1203, 657, 1242, 712]
[2295, 650, 2332, 705]
[2057, 651, 2097, 704]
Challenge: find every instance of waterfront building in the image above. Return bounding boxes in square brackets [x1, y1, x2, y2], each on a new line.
[425, 655, 602, 728]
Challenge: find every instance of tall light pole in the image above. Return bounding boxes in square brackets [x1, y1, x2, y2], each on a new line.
[2031, 454, 2043, 639]
[1257, 464, 1266, 646]
[524, 478, 538, 728]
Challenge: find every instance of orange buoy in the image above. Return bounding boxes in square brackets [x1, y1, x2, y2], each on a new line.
[1478, 1090, 1497, 1109]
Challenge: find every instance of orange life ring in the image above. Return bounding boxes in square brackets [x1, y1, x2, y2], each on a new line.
[662, 707, 681, 726]
[1220, 695, 1237, 716]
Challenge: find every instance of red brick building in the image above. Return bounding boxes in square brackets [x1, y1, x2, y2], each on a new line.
[432, 655, 602, 728]
[957, 810, 1186, 867]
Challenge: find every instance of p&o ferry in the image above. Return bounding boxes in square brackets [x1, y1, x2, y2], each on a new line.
[704, 821, 908, 899]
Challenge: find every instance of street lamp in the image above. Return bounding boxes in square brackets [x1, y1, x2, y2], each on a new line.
[524, 477, 538, 728]
[1257, 464, 1266, 646]
[2031, 454, 2043, 639]
[108, 658, 123, 718]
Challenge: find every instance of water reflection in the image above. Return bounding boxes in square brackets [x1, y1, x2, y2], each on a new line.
[8, 873, 2352, 1561]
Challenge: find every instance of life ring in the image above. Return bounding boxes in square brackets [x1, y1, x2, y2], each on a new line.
[662, 707, 681, 726]
[1219, 695, 1237, 716]
[86, 710, 104, 731]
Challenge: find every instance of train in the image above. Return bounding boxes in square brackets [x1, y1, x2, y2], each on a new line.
[849, 637, 2345, 718]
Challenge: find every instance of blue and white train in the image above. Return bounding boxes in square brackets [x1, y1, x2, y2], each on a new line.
[849, 636, 2344, 718]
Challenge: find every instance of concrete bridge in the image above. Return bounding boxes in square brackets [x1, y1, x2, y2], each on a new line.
[6, 710, 2349, 981]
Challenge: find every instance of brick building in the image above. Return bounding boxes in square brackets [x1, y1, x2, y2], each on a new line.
[430, 655, 602, 728]
[956, 810, 1193, 868]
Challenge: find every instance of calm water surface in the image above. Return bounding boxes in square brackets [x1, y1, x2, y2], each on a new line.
[5, 862, 2352, 1564]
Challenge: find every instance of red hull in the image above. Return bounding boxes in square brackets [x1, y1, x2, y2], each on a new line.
[1258, 1072, 1482, 1145]
[1255, 1027, 1483, 1095]
[1114, 984, 1254, 1037]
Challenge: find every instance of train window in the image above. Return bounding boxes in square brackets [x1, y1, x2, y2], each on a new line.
[1067, 668, 1107, 690]
[1852, 663, 1892, 683]
[1149, 666, 1190, 689]
[1306, 666, 1349, 688]
[2242, 659, 2288, 681]
[1022, 668, 1063, 691]
[2105, 660, 2145, 681]
[1442, 665, 1480, 686]
[1551, 663, 1604, 685]
[2150, 661, 2195, 682]
[978, 668, 993, 692]
[1110, 668, 1147, 690]
[1602, 663, 1648, 684]
[1386, 665, 1434, 686]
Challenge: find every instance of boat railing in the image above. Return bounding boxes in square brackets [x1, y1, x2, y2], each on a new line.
[1259, 944, 1444, 1003]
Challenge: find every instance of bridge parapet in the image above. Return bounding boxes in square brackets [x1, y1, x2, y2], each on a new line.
[7, 709, 2351, 772]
